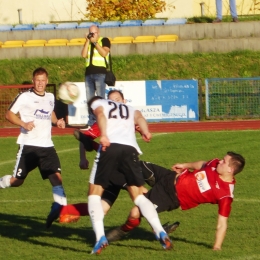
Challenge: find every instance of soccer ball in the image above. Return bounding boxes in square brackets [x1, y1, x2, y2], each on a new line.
[58, 82, 79, 104]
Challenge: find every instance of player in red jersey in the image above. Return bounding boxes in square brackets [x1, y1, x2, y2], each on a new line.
[105, 151, 245, 251]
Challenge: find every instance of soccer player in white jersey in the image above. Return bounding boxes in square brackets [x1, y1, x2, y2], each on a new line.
[73, 89, 128, 170]
[87, 95, 172, 254]
[0, 67, 68, 219]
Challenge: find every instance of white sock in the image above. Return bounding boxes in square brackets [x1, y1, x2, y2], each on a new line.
[134, 194, 164, 238]
[0, 175, 12, 188]
[52, 185, 67, 205]
[88, 195, 105, 241]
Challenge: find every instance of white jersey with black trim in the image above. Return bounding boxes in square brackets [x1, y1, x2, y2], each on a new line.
[91, 99, 142, 154]
[8, 88, 55, 147]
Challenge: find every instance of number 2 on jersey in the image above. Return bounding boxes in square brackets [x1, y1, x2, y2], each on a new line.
[108, 101, 129, 119]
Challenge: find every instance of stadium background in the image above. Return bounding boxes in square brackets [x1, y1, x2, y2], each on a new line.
[0, 0, 259, 135]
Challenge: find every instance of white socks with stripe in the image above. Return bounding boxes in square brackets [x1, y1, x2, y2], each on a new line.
[52, 185, 67, 205]
[88, 195, 105, 241]
[134, 194, 164, 238]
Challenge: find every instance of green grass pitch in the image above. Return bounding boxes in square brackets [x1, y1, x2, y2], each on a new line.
[0, 130, 260, 260]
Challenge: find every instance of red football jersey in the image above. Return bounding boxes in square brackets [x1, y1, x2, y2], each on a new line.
[176, 158, 235, 217]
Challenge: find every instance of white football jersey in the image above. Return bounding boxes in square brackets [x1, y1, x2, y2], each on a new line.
[91, 99, 142, 154]
[8, 88, 55, 147]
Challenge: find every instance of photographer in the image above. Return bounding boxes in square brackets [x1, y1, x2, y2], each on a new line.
[81, 25, 111, 129]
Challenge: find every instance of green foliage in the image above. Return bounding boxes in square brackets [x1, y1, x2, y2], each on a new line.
[1, 131, 260, 259]
[85, 0, 166, 21]
[1, 51, 260, 86]
[187, 16, 214, 23]
[187, 14, 260, 23]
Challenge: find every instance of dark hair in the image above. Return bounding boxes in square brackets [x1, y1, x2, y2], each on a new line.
[33, 67, 48, 78]
[87, 96, 103, 112]
[107, 89, 124, 100]
[227, 151, 245, 175]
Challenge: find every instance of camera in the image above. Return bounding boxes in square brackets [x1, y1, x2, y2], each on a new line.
[87, 32, 94, 39]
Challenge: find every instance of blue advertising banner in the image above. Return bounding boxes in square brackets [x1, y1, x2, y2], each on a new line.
[138, 80, 199, 122]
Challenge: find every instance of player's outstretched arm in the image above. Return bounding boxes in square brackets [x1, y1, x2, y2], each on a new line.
[172, 160, 206, 173]
[213, 214, 228, 250]
[134, 110, 151, 142]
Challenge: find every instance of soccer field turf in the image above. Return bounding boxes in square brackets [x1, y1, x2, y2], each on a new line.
[0, 131, 260, 260]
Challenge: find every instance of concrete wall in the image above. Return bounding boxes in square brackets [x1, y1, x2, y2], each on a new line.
[1, 37, 260, 60]
[1, 21, 260, 59]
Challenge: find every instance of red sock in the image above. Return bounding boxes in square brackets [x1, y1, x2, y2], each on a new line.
[121, 217, 141, 232]
[60, 203, 89, 216]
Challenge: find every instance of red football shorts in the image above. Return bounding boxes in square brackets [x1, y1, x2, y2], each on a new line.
[82, 122, 100, 139]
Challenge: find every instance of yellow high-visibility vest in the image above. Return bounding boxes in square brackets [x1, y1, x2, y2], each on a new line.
[85, 37, 109, 67]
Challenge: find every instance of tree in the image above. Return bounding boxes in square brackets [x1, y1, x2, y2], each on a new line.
[84, 0, 166, 21]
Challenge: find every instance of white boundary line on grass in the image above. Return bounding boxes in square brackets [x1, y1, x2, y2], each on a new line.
[0, 198, 86, 203]
[0, 147, 79, 166]
[137, 133, 167, 139]
[0, 159, 17, 166]
[234, 198, 260, 203]
[223, 255, 260, 260]
[0, 133, 168, 167]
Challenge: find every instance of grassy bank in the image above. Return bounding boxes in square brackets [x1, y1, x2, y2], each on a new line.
[0, 50, 260, 86]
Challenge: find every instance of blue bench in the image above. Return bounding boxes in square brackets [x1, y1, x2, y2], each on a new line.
[77, 22, 100, 29]
[120, 20, 142, 27]
[0, 24, 13, 31]
[55, 23, 78, 30]
[11, 24, 34, 31]
[142, 19, 165, 26]
[34, 24, 57, 30]
[164, 18, 187, 25]
[99, 21, 122, 28]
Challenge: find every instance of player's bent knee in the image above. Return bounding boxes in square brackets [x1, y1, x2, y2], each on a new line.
[48, 172, 63, 186]
[10, 178, 24, 187]
[129, 206, 141, 219]
[101, 200, 111, 215]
